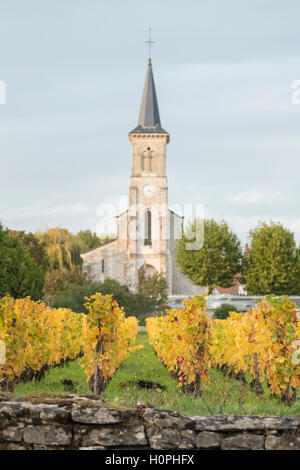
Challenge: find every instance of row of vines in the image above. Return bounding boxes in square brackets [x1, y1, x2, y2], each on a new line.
[0, 294, 139, 393]
[146, 295, 300, 405]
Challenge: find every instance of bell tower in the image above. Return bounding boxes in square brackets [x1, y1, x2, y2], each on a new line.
[128, 56, 170, 284]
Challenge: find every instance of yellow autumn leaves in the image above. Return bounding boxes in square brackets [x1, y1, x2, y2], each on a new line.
[147, 295, 212, 395]
[81, 293, 139, 383]
[0, 294, 139, 390]
[0, 296, 85, 384]
[147, 295, 300, 402]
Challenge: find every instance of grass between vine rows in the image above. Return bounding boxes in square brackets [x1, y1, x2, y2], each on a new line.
[14, 332, 300, 416]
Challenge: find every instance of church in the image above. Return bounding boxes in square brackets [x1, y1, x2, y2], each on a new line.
[81, 56, 203, 296]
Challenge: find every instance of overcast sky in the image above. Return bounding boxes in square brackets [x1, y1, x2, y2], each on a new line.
[0, 0, 300, 245]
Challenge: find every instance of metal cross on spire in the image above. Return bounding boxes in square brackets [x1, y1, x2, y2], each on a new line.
[145, 26, 155, 57]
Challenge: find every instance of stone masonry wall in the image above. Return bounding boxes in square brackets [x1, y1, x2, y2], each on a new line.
[0, 395, 299, 450]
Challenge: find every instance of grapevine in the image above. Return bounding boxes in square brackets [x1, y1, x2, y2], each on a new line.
[0, 294, 139, 393]
[147, 295, 300, 404]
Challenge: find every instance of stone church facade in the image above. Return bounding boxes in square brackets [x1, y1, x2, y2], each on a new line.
[81, 57, 203, 296]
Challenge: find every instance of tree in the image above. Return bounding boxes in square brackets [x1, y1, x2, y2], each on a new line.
[49, 278, 136, 315]
[95, 278, 135, 313]
[49, 281, 101, 313]
[10, 230, 49, 272]
[36, 228, 115, 272]
[36, 228, 82, 271]
[242, 221, 300, 295]
[175, 219, 242, 293]
[214, 304, 239, 320]
[0, 224, 44, 300]
[44, 267, 87, 296]
[135, 268, 168, 320]
[294, 247, 300, 295]
[49, 275, 168, 324]
[76, 230, 115, 252]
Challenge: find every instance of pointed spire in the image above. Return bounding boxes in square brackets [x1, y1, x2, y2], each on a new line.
[129, 58, 168, 135]
[138, 57, 161, 128]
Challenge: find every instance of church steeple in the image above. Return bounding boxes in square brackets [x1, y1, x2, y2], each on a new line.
[138, 57, 161, 128]
[129, 57, 168, 135]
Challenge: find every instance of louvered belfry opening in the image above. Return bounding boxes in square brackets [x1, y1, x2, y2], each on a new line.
[142, 147, 153, 171]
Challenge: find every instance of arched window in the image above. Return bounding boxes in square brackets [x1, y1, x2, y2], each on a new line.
[144, 209, 152, 245]
[141, 147, 154, 171]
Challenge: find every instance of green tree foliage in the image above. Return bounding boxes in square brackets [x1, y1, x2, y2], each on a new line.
[135, 269, 168, 321]
[49, 274, 168, 325]
[242, 221, 300, 295]
[44, 267, 88, 296]
[10, 230, 49, 272]
[214, 304, 238, 320]
[175, 219, 242, 293]
[97, 279, 136, 312]
[36, 228, 115, 270]
[0, 224, 44, 300]
[49, 278, 135, 315]
[49, 281, 101, 313]
[35, 228, 116, 296]
[36, 228, 82, 271]
[76, 230, 115, 252]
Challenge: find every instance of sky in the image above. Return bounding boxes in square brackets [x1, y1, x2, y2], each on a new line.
[0, 0, 300, 245]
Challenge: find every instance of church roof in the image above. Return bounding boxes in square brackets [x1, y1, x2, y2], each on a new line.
[80, 238, 117, 256]
[129, 57, 168, 135]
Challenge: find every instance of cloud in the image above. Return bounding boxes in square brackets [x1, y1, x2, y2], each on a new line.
[1, 202, 87, 223]
[228, 188, 288, 204]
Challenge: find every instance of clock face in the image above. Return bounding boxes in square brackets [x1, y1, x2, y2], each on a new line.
[143, 184, 155, 197]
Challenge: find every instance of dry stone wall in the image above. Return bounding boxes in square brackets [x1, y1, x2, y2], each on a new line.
[0, 395, 299, 450]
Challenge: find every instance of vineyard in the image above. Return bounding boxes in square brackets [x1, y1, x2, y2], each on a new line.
[0, 294, 138, 393]
[147, 295, 300, 406]
[1, 292, 299, 413]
